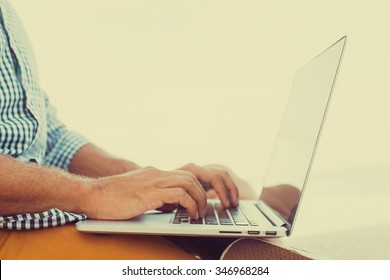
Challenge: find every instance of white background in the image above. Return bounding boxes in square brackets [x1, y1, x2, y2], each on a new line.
[10, 0, 390, 252]
[2, 260, 390, 280]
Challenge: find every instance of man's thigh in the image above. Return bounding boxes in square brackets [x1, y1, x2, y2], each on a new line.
[0, 224, 196, 260]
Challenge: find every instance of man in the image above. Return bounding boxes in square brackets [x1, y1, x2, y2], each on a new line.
[0, 0, 252, 259]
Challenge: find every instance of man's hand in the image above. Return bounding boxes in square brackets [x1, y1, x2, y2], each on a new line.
[84, 167, 207, 220]
[69, 144, 253, 215]
[178, 163, 239, 208]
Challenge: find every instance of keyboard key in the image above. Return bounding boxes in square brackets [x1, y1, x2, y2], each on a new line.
[220, 221, 234, 226]
[219, 218, 234, 225]
[235, 221, 249, 226]
[190, 218, 204, 224]
[175, 210, 188, 217]
[205, 219, 218, 225]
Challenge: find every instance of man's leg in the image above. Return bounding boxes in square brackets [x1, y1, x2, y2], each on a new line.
[0, 224, 196, 260]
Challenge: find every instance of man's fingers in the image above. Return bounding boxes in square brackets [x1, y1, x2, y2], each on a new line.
[217, 170, 239, 207]
[176, 172, 207, 217]
[159, 188, 199, 219]
[158, 171, 207, 217]
[181, 164, 232, 208]
[209, 177, 230, 208]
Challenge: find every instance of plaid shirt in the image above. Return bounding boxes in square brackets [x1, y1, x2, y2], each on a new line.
[0, 0, 88, 229]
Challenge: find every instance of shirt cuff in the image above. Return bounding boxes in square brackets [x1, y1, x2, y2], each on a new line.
[0, 209, 87, 230]
[44, 131, 89, 171]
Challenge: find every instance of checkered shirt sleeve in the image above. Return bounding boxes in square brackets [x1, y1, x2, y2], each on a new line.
[0, 209, 87, 230]
[43, 95, 90, 171]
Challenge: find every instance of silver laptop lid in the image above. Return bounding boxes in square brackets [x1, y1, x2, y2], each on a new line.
[259, 37, 347, 235]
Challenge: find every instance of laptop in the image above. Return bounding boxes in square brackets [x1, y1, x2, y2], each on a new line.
[76, 36, 347, 238]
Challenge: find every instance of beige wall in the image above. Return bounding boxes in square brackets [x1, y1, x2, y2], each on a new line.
[13, 0, 390, 193]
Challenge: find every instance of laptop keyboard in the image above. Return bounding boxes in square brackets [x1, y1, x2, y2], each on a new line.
[172, 202, 258, 226]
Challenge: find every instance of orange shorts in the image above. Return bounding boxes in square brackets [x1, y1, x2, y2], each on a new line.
[0, 224, 196, 260]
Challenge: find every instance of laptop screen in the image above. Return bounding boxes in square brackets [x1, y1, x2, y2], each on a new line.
[259, 37, 346, 233]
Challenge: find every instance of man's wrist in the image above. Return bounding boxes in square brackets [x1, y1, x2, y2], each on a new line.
[64, 177, 95, 215]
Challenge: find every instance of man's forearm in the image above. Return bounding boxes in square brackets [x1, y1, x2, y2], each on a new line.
[0, 155, 91, 216]
[68, 143, 140, 178]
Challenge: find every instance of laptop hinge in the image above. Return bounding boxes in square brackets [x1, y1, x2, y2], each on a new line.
[256, 201, 291, 231]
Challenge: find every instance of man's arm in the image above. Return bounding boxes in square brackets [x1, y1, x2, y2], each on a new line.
[0, 155, 90, 216]
[68, 143, 139, 178]
[0, 155, 206, 219]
